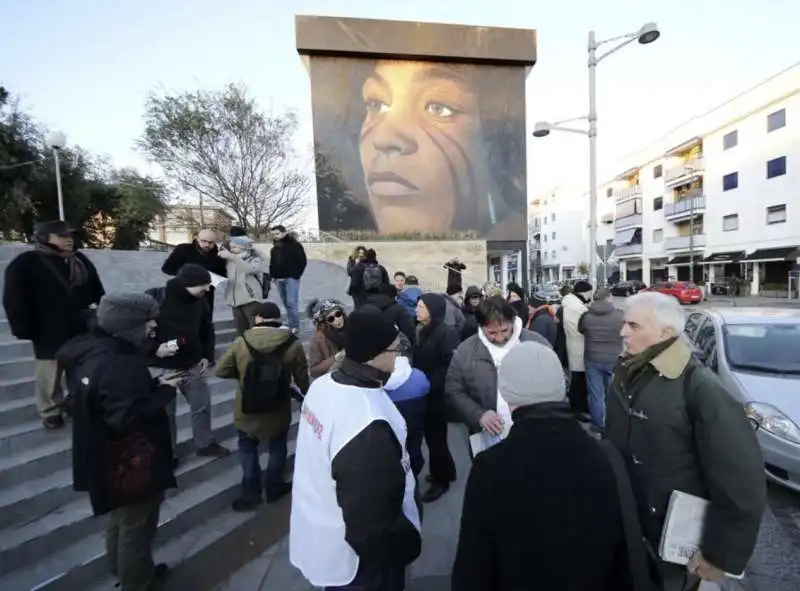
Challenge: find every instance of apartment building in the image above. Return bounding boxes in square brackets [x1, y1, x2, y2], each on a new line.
[528, 189, 602, 283]
[605, 62, 800, 295]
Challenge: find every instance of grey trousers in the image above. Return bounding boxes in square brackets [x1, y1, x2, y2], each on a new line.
[166, 364, 213, 452]
[35, 359, 64, 418]
[106, 494, 162, 591]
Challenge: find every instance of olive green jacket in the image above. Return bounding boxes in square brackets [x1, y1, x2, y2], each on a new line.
[215, 325, 309, 440]
[604, 338, 766, 575]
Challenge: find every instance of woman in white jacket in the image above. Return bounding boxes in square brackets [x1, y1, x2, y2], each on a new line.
[560, 280, 592, 417]
[220, 236, 270, 335]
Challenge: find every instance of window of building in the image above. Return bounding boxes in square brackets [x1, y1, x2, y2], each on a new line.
[722, 172, 739, 191]
[767, 108, 786, 132]
[562, 245, 568, 251]
[722, 214, 739, 232]
[552, 250, 556, 258]
[552, 231, 556, 240]
[723, 130, 738, 150]
[606, 187, 613, 198]
[653, 228, 663, 243]
[766, 204, 787, 225]
[551, 213, 556, 221]
[544, 235, 547, 242]
[767, 156, 787, 179]
[653, 164, 663, 179]
[653, 197, 663, 211]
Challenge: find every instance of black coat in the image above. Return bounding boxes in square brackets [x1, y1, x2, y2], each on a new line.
[452, 403, 630, 591]
[57, 330, 176, 516]
[3, 249, 105, 359]
[529, 306, 558, 348]
[348, 260, 391, 307]
[269, 235, 307, 279]
[161, 241, 227, 277]
[364, 292, 416, 345]
[412, 319, 460, 410]
[144, 280, 215, 370]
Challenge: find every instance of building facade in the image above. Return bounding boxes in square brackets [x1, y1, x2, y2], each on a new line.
[604, 63, 800, 296]
[149, 205, 234, 246]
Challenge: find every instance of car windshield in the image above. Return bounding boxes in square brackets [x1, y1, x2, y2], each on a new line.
[617, 281, 631, 287]
[539, 285, 558, 293]
[724, 323, 800, 374]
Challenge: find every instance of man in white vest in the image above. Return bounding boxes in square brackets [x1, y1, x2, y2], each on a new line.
[290, 305, 422, 590]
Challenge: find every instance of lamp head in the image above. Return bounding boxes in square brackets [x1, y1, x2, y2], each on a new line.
[532, 121, 552, 138]
[45, 131, 67, 150]
[637, 22, 660, 45]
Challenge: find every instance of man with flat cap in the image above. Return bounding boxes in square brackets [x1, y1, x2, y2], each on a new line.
[3, 219, 105, 429]
[144, 263, 231, 460]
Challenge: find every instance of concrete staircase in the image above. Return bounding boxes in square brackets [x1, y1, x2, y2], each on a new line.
[0, 244, 349, 590]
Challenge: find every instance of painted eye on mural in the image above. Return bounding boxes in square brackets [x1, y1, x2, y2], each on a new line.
[365, 99, 390, 114]
[425, 102, 456, 118]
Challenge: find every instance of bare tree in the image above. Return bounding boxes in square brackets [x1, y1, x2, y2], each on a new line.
[138, 83, 309, 232]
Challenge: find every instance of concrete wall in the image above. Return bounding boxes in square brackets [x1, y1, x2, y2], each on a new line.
[0, 245, 350, 331]
[275, 240, 489, 292]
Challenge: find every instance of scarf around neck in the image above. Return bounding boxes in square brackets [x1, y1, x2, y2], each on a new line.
[35, 241, 88, 287]
[620, 336, 678, 387]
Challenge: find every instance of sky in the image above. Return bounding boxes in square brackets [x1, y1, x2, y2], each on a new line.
[2, 0, 798, 229]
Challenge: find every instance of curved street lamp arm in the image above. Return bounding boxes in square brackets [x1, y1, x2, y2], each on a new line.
[594, 34, 637, 64]
[547, 125, 590, 136]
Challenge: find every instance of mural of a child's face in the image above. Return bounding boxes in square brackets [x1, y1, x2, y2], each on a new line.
[359, 61, 483, 234]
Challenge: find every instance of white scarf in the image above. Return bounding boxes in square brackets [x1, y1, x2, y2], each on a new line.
[477, 316, 523, 436]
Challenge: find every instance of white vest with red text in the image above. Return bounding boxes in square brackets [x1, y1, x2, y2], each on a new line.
[289, 373, 421, 587]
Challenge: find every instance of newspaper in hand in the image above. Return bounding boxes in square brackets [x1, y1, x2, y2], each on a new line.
[659, 490, 744, 579]
[209, 272, 228, 288]
[468, 418, 512, 457]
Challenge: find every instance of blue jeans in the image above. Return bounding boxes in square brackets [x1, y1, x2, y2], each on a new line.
[276, 278, 301, 331]
[237, 429, 288, 500]
[585, 361, 614, 432]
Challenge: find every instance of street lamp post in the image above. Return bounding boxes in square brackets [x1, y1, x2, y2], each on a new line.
[532, 22, 660, 287]
[45, 131, 67, 221]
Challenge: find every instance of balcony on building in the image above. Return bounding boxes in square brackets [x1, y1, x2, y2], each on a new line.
[613, 166, 642, 203]
[615, 212, 643, 230]
[663, 137, 704, 188]
[664, 233, 706, 251]
[664, 192, 705, 222]
[614, 227, 643, 258]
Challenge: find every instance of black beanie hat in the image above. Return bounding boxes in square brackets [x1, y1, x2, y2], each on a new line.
[572, 280, 593, 295]
[176, 263, 212, 287]
[252, 301, 281, 321]
[345, 305, 398, 363]
[229, 226, 247, 237]
[421, 292, 447, 324]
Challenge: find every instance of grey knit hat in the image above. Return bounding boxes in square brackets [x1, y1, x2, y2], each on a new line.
[498, 341, 566, 407]
[97, 293, 159, 345]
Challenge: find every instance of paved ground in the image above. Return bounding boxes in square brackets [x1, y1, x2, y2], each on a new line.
[212, 424, 800, 591]
[613, 294, 800, 310]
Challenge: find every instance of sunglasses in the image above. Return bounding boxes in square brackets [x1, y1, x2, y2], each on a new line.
[325, 310, 343, 323]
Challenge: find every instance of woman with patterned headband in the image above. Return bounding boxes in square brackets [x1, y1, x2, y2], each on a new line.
[307, 298, 348, 379]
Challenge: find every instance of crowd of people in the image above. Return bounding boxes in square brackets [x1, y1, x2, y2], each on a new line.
[1, 225, 769, 591]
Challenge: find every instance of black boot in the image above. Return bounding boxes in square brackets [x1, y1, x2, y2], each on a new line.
[265, 481, 292, 503]
[421, 483, 449, 503]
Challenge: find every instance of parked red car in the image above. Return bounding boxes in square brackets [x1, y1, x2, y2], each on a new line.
[642, 281, 704, 304]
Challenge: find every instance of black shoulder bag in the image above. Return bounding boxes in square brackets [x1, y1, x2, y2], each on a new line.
[600, 440, 664, 591]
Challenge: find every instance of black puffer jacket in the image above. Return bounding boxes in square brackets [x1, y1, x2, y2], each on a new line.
[412, 294, 460, 409]
[364, 292, 416, 345]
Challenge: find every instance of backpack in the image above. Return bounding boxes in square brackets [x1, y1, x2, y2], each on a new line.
[362, 263, 383, 291]
[146, 287, 167, 306]
[240, 334, 296, 414]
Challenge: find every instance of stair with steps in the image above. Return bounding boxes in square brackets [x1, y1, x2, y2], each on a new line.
[0, 243, 348, 589]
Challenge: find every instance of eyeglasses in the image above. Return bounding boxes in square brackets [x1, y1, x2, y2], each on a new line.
[325, 310, 343, 323]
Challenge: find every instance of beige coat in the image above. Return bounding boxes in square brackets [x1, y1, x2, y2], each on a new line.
[215, 325, 309, 440]
[561, 293, 588, 372]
